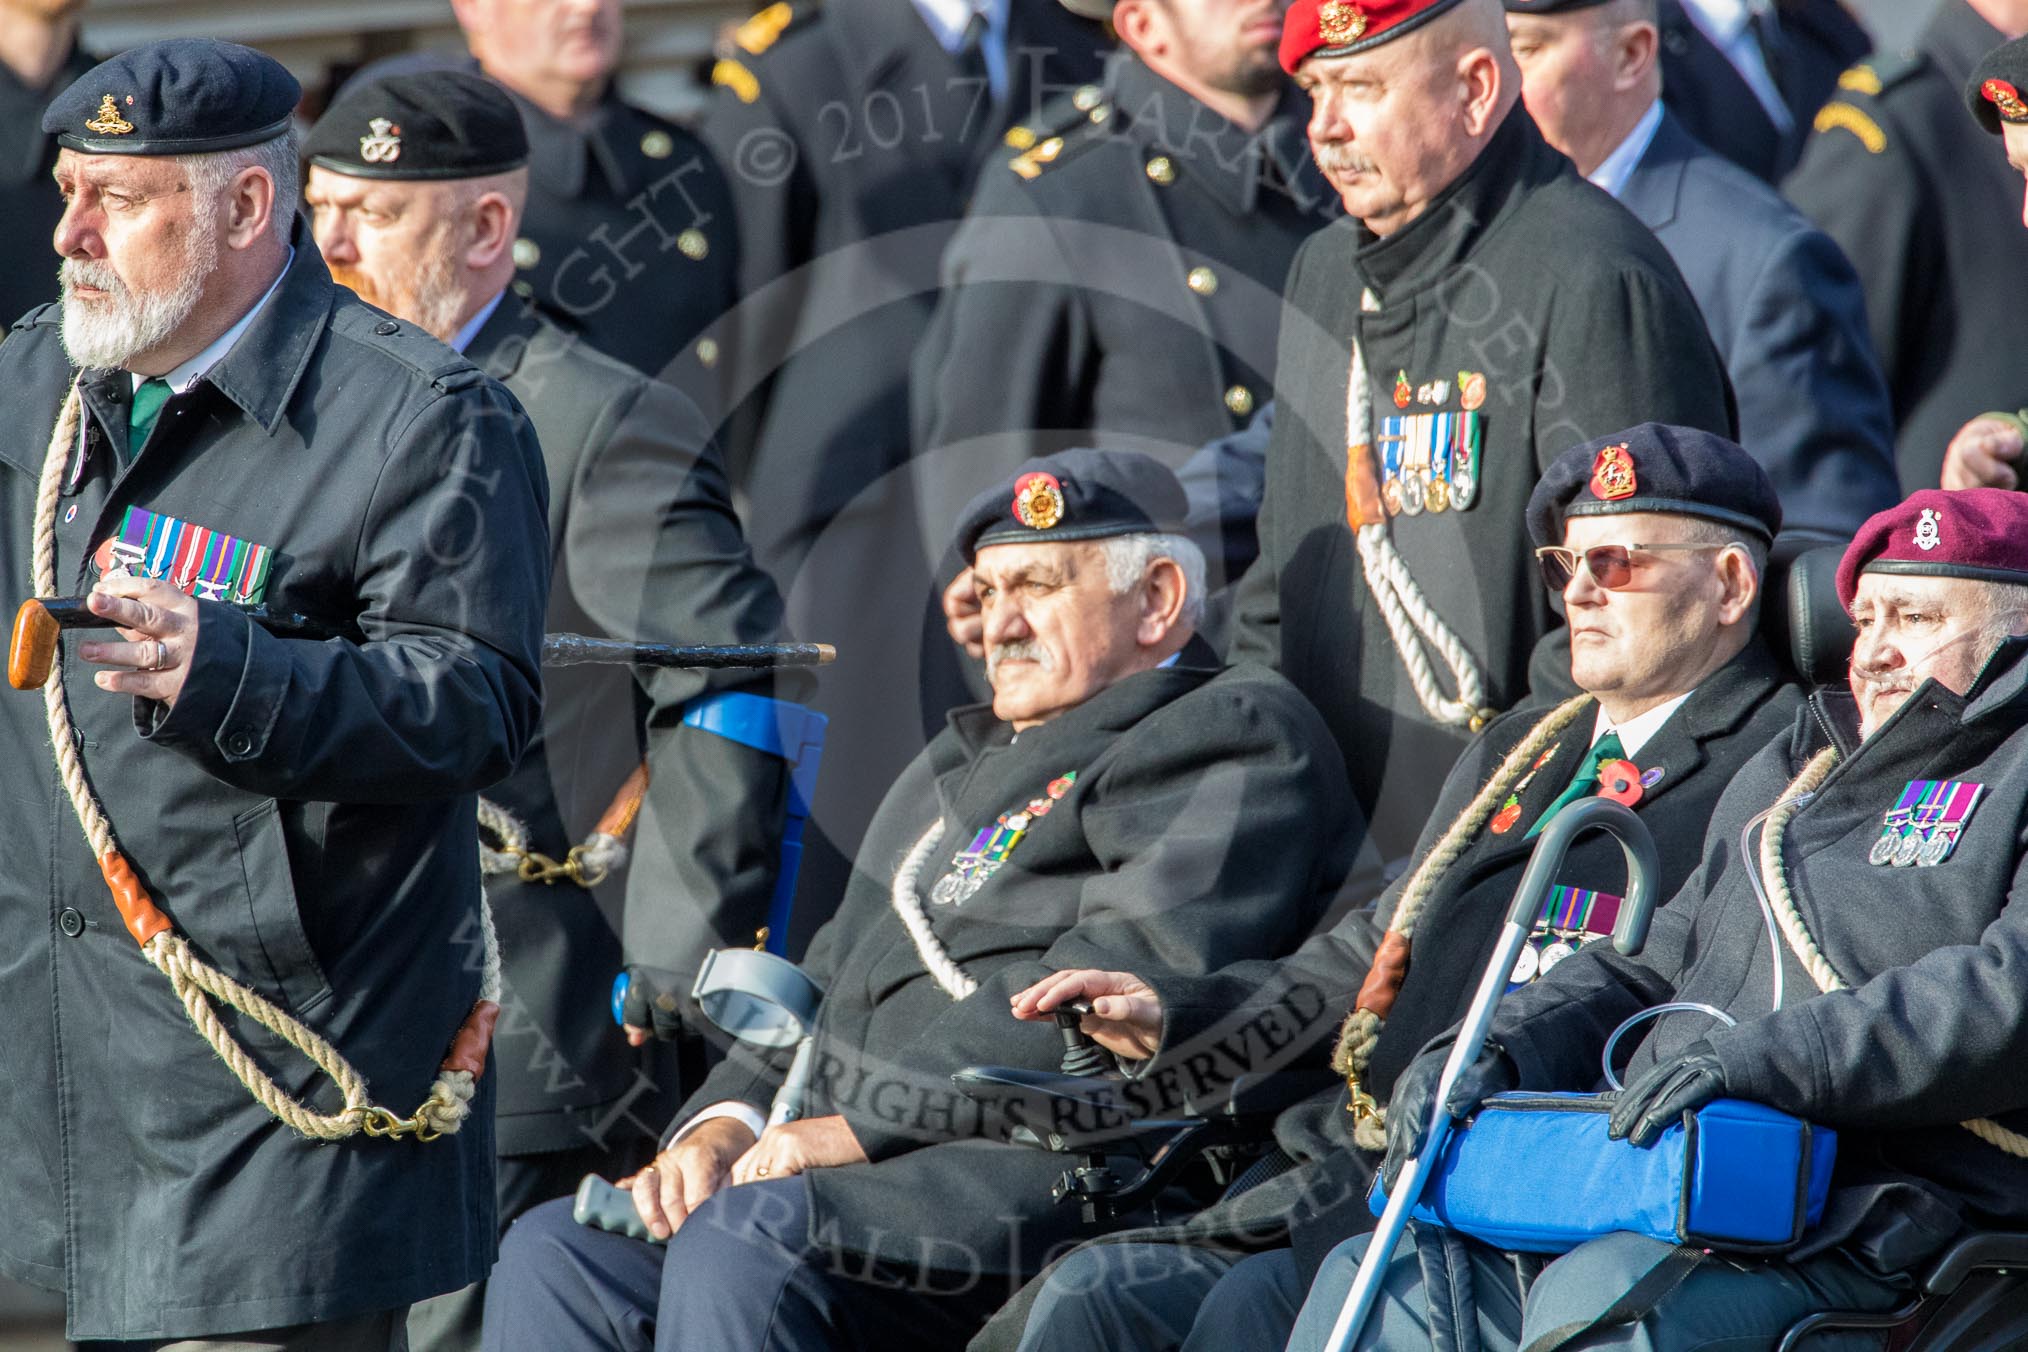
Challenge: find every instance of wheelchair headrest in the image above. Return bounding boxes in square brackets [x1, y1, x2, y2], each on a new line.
[1763, 535, 1853, 689]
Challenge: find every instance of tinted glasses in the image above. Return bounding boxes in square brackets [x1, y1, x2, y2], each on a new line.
[1533, 542, 1741, 592]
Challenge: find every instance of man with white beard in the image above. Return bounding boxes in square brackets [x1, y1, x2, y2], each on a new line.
[0, 37, 549, 1348]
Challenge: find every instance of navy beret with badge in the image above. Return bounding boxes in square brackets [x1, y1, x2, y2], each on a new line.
[305, 70, 529, 181]
[955, 447, 1190, 563]
[43, 38, 299, 156]
[1526, 423, 1783, 548]
[1966, 35, 2028, 134]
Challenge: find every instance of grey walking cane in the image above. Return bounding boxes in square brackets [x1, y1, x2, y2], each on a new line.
[1319, 796, 1663, 1352]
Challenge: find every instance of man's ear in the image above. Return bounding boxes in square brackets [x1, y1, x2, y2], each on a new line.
[1114, 0, 1165, 61]
[222, 166, 277, 252]
[1137, 556, 1188, 645]
[1613, 20, 1659, 91]
[1716, 547, 1759, 628]
[464, 192, 517, 270]
[1458, 46, 1505, 137]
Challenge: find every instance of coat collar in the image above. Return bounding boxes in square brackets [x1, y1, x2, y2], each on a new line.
[1354, 102, 1564, 298]
[1104, 53, 1317, 217]
[463, 293, 550, 383]
[933, 634, 1223, 771]
[187, 222, 334, 435]
[1616, 106, 1703, 234]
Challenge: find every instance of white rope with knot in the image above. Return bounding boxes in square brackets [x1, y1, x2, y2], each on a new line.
[1760, 747, 2028, 1158]
[1333, 694, 1594, 1149]
[34, 381, 500, 1142]
[889, 822, 978, 1000]
[1346, 339, 1492, 730]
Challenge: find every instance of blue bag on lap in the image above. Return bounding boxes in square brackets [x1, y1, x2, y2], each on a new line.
[1368, 1093, 1837, 1254]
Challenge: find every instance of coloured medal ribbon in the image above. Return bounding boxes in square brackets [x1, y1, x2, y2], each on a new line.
[930, 771, 1078, 905]
[95, 504, 273, 605]
[1868, 779, 1983, 868]
[1507, 885, 1623, 986]
[1378, 411, 1482, 517]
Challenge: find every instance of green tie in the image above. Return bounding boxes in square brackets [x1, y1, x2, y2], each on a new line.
[1524, 730, 1626, 840]
[127, 377, 172, 460]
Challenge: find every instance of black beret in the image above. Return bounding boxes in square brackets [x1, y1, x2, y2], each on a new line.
[955, 448, 1189, 563]
[1967, 36, 2028, 134]
[1525, 423, 1782, 548]
[43, 39, 299, 156]
[305, 71, 529, 181]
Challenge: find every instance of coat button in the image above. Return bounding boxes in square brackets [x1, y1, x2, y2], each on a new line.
[1186, 266, 1218, 296]
[58, 908, 84, 938]
[1145, 156, 1176, 186]
[1225, 384, 1255, 417]
[677, 228, 710, 261]
[513, 238, 541, 269]
[225, 731, 254, 757]
[373, 320, 399, 336]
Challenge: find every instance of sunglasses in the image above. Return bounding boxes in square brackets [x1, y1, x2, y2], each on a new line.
[1532, 542, 1741, 592]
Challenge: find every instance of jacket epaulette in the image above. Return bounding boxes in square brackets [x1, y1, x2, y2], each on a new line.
[1003, 83, 1114, 180]
[711, 2, 820, 104]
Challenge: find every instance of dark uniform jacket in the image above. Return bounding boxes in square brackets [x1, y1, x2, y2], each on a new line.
[911, 52, 1334, 545]
[1783, 1, 2028, 491]
[1621, 109, 1896, 538]
[966, 643, 1798, 1352]
[699, 0, 1109, 940]
[1656, 0, 1870, 183]
[1230, 105, 1733, 875]
[0, 240, 548, 1339]
[466, 300, 800, 1157]
[0, 43, 91, 328]
[677, 650, 1353, 1277]
[349, 52, 737, 410]
[1493, 649, 2028, 1276]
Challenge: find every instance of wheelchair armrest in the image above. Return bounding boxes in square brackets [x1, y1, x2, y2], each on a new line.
[1208, 1068, 1342, 1120]
[1922, 1231, 2028, 1294]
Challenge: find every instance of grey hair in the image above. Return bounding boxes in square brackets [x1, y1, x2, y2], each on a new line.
[1096, 531, 1206, 630]
[180, 129, 299, 245]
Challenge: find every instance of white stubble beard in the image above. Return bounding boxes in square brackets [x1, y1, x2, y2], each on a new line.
[57, 207, 221, 370]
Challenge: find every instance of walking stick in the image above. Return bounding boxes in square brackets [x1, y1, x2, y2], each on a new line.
[8, 595, 834, 689]
[1321, 797, 1661, 1352]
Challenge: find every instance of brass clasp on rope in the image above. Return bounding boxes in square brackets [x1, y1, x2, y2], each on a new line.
[361, 1106, 445, 1142]
[1343, 1072, 1381, 1125]
[513, 844, 609, 889]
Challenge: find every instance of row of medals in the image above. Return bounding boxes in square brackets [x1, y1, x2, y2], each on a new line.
[1381, 464, 1478, 518]
[929, 774, 1077, 905]
[1509, 927, 1608, 985]
[1867, 825, 1958, 869]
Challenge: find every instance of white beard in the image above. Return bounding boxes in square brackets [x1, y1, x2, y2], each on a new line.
[58, 215, 219, 370]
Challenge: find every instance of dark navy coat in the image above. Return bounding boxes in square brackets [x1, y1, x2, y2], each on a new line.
[0, 240, 548, 1339]
[1620, 109, 1897, 538]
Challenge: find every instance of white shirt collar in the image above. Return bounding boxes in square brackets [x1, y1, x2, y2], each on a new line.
[1681, 0, 1751, 42]
[910, 0, 1005, 50]
[1587, 99, 1665, 200]
[450, 290, 507, 355]
[1678, 0, 1792, 132]
[1590, 690, 1692, 760]
[134, 247, 294, 397]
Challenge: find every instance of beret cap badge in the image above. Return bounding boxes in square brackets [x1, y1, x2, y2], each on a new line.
[1012, 472, 1066, 531]
[1588, 443, 1638, 501]
[1914, 507, 1942, 552]
[85, 94, 134, 136]
[1984, 78, 2028, 124]
[1318, 1, 1368, 43]
[359, 117, 402, 164]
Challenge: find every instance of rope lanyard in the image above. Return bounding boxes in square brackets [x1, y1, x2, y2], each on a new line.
[35, 383, 500, 1142]
[478, 761, 648, 888]
[890, 821, 978, 1000]
[1332, 695, 1593, 1148]
[1759, 748, 2028, 1158]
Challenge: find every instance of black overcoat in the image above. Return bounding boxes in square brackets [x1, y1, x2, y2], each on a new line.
[1493, 646, 2028, 1276]
[0, 242, 549, 1339]
[464, 302, 804, 1156]
[1230, 104, 1734, 876]
[676, 653, 1353, 1283]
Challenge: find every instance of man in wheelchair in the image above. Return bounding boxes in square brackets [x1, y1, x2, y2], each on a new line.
[1274, 488, 2028, 1349]
[479, 448, 1357, 1351]
[984, 427, 1809, 1351]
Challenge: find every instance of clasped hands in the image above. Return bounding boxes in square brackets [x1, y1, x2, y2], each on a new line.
[616, 1114, 868, 1241]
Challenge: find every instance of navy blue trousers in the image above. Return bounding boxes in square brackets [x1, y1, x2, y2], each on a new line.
[481, 1178, 1008, 1352]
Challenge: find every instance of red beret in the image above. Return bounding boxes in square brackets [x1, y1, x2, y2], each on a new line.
[1836, 488, 2028, 609]
[1281, 0, 1471, 75]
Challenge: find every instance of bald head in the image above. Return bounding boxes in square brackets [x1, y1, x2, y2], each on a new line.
[1298, 0, 1521, 232]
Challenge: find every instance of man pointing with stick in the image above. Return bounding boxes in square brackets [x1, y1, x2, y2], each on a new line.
[0, 38, 551, 1348]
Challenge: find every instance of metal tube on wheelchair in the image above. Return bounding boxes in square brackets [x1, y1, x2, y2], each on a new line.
[1322, 798, 1660, 1352]
[767, 1035, 817, 1128]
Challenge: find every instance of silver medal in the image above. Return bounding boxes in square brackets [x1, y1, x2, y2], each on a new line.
[1509, 944, 1540, 984]
[1539, 941, 1576, 974]
[1867, 833, 1898, 867]
[1918, 832, 1953, 867]
[1892, 832, 1923, 868]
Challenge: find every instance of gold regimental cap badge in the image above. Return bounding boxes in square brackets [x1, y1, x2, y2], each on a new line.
[86, 94, 134, 136]
[1318, 1, 1367, 44]
[1012, 472, 1066, 531]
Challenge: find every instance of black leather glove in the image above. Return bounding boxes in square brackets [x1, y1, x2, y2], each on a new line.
[1608, 1042, 1726, 1147]
[1380, 1038, 1518, 1193]
[619, 964, 690, 1041]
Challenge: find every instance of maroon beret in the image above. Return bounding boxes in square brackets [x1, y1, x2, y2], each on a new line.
[1835, 488, 2028, 609]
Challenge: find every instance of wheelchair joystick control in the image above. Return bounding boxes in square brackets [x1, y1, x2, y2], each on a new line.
[1054, 1004, 1108, 1078]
